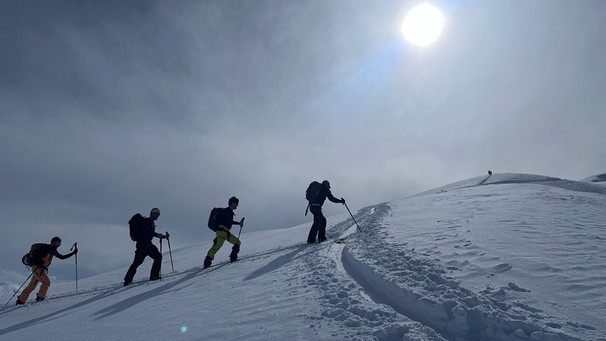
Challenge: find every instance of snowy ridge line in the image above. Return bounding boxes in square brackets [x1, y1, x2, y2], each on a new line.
[478, 174, 606, 196]
[413, 173, 606, 199]
[485, 179, 606, 196]
[2, 242, 306, 310]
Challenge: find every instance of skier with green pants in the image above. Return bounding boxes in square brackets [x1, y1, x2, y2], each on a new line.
[204, 197, 245, 268]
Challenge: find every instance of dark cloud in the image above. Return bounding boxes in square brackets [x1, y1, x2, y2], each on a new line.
[1, 0, 605, 279]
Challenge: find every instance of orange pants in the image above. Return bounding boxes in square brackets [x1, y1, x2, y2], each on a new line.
[18, 266, 50, 302]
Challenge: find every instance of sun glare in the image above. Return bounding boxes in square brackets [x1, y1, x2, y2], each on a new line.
[401, 4, 444, 47]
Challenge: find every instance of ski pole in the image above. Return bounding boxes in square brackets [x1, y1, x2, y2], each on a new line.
[71, 242, 78, 292]
[1, 271, 35, 311]
[344, 203, 361, 230]
[166, 232, 174, 272]
[237, 218, 245, 240]
[158, 237, 164, 277]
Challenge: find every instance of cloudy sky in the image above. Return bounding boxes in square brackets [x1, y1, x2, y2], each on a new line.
[1, 0, 605, 280]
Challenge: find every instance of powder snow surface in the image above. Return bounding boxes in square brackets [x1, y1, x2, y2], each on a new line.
[1, 173, 605, 341]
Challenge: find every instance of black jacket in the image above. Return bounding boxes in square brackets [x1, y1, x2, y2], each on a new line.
[311, 186, 342, 206]
[139, 217, 162, 244]
[33, 244, 75, 267]
[216, 208, 239, 231]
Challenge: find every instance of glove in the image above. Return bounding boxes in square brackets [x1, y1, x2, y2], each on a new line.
[72, 248, 78, 255]
[165, 232, 170, 239]
[341, 198, 346, 205]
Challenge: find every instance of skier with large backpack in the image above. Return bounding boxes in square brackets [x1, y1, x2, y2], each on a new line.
[16, 236, 78, 305]
[123, 207, 168, 286]
[305, 180, 345, 244]
[203, 196, 245, 269]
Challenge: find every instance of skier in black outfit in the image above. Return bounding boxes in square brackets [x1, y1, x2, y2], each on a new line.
[307, 180, 345, 244]
[124, 208, 168, 286]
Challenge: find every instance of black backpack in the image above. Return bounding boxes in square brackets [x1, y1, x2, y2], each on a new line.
[306, 181, 322, 203]
[21, 243, 47, 267]
[129, 213, 146, 242]
[207, 207, 223, 232]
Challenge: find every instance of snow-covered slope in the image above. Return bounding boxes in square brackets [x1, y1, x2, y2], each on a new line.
[1, 173, 605, 341]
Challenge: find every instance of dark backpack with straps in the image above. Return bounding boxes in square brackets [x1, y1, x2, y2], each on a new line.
[306, 181, 322, 203]
[207, 207, 223, 232]
[21, 243, 47, 267]
[129, 213, 146, 242]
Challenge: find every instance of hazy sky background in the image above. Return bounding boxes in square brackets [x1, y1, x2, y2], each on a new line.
[1, 0, 605, 281]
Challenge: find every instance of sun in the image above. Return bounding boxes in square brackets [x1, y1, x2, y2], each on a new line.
[401, 4, 444, 47]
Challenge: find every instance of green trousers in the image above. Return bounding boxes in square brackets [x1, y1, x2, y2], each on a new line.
[206, 228, 241, 259]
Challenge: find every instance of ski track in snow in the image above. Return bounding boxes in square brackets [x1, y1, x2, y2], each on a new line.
[297, 175, 605, 340]
[298, 205, 446, 341]
[1, 242, 307, 310]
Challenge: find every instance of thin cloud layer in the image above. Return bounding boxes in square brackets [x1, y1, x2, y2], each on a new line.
[1, 0, 605, 278]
